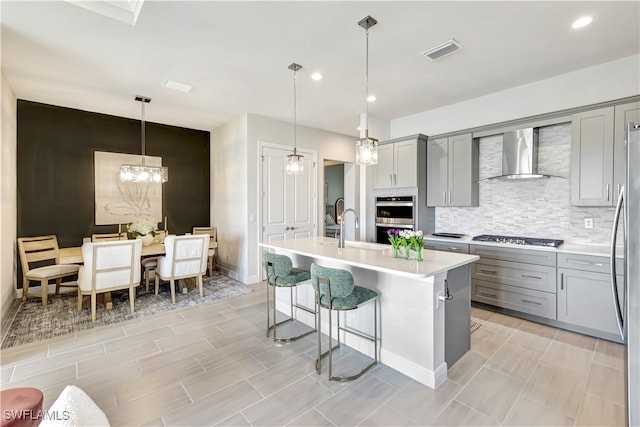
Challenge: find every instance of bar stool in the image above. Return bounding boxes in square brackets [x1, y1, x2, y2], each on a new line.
[264, 252, 316, 343]
[311, 263, 378, 381]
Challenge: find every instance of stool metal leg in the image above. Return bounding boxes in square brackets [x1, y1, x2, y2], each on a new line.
[265, 261, 316, 344]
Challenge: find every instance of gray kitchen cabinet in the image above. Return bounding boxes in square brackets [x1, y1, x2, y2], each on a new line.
[422, 240, 471, 367]
[557, 268, 624, 339]
[373, 136, 422, 189]
[470, 244, 557, 320]
[426, 133, 478, 207]
[614, 101, 640, 199]
[557, 252, 624, 341]
[571, 106, 615, 206]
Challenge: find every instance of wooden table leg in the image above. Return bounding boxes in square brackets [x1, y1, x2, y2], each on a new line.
[103, 292, 113, 310]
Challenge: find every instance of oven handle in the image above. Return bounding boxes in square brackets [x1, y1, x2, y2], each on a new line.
[376, 223, 414, 229]
[375, 202, 415, 207]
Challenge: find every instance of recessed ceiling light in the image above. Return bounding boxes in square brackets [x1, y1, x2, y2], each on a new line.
[161, 79, 192, 93]
[367, 95, 376, 102]
[572, 16, 593, 29]
[311, 72, 323, 81]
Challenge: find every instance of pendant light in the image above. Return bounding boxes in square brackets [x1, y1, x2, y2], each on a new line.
[355, 15, 378, 166]
[119, 96, 168, 183]
[286, 63, 304, 175]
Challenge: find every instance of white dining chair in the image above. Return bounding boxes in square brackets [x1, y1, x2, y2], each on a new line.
[155, 234, 209, 303]
[77, 239, 142, 321]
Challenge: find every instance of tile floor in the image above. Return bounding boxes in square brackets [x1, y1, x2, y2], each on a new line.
[0, 283, 626, 426]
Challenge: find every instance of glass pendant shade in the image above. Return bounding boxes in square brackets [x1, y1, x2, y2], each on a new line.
[119, 95, 168, 183]
[286, 152, 304, 175]
[355, 133, 378, 165]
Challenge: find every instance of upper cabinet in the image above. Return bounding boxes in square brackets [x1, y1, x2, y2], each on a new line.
[571, 107, 615, 206]
[571, 101, 640, 206]
[426, 133, 478, 207]
[373, 135, 424, 189]
[614, 101, 640, 199]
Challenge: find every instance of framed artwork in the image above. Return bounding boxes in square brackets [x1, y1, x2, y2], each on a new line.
[94, 151, 163, 225]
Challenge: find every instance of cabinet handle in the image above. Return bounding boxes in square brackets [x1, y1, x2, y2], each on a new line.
[606, 184, 610, 202]
[479, 292, 497, 298]
[521, 299, 542, 306]
[521, 274, 542, 280]
[571, 260, 605, 267]
[480, 269, 497, 274]
[394, 174, 397, 185]
[390, 175, 393, 186]
[560, 272, 564, 290]
[448, 247, 461, 251]
[448, 190, 451, 204]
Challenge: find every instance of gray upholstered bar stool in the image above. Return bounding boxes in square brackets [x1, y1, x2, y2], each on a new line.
[264, 252, 316, 343]
[311, 263, 378, 381]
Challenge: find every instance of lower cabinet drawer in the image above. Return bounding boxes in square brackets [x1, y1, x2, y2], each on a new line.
[472, 279, 557, 319]
[472, 259, 556, 293]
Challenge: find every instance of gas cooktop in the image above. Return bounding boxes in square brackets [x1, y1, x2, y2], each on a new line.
[472, 234, 564, 248]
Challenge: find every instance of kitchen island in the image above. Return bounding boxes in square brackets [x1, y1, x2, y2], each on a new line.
[259, 236, 479, 389]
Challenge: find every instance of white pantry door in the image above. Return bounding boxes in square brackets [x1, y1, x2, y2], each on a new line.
[261, 145, 316, 245]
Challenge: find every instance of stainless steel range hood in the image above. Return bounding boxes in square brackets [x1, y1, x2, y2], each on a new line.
[490, 127, 549, 180]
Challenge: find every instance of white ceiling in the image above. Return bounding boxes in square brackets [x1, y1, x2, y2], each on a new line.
[2, 1, 639, 136]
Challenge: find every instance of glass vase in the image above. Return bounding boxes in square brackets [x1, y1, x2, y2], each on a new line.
[415, 244, 423, 261]
[392, 246, 399, 258]
[404, 244, 410, 260]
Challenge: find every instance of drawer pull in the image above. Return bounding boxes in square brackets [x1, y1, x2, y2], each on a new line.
[480, 269, 497, 274]
[448, 247, 461, 251]
[571, 260, 605, 267]
[521, 299, 542, 306]
[479, 292, 497, 298]
[521, 274, 542, 280]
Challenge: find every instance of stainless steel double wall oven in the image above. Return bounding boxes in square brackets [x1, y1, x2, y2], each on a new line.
[375, 195, 416, 244]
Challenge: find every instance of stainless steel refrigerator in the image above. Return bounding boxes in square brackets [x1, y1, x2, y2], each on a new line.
[611, 123, 639, 426]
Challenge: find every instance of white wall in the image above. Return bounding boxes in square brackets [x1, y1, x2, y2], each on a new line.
[1, 70, 17, 322]
[210, 114, 248, 283]
[390, 54, 640, 137]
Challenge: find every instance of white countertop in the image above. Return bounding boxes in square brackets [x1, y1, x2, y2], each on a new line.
[259, 236, 479, 279]
[424, 234, 624, 258]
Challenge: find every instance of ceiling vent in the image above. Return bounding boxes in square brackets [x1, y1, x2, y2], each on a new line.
[420, 39, 463, 61]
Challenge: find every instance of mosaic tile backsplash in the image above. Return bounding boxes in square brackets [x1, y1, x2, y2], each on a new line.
[435, 123, 617, 245]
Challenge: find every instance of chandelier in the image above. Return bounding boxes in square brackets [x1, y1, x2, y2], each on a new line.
[119, 96, 168, 183]
[286, 63, 304, 175]
[355, 15, 378, 166]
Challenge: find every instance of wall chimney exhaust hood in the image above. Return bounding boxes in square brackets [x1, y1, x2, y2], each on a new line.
[489, 127, 550, 180]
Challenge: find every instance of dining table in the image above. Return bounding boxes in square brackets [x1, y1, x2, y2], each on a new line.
[58, 240, 218, 309]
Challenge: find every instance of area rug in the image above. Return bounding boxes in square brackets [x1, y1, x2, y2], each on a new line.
[1, 272, 252, 349]
[470, 319, 482, 334]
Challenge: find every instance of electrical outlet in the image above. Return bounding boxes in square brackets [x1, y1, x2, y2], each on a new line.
[584, 218, 594, 229]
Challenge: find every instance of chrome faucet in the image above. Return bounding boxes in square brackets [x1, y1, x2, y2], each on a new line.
[339, 208, 359, 248]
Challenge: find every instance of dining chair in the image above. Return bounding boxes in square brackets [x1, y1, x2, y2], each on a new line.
[141, 230, 167, 291]
[192, 226, 217, 275]
[155, 234, 209, 303]
[76, 239, 142, 321]
[91, 232, 128, 242]
[17, 235, 80, 305]
[311, 263, 378, 381]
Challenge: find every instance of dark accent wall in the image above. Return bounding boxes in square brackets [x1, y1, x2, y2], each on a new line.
[17, 100, 210, 249]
